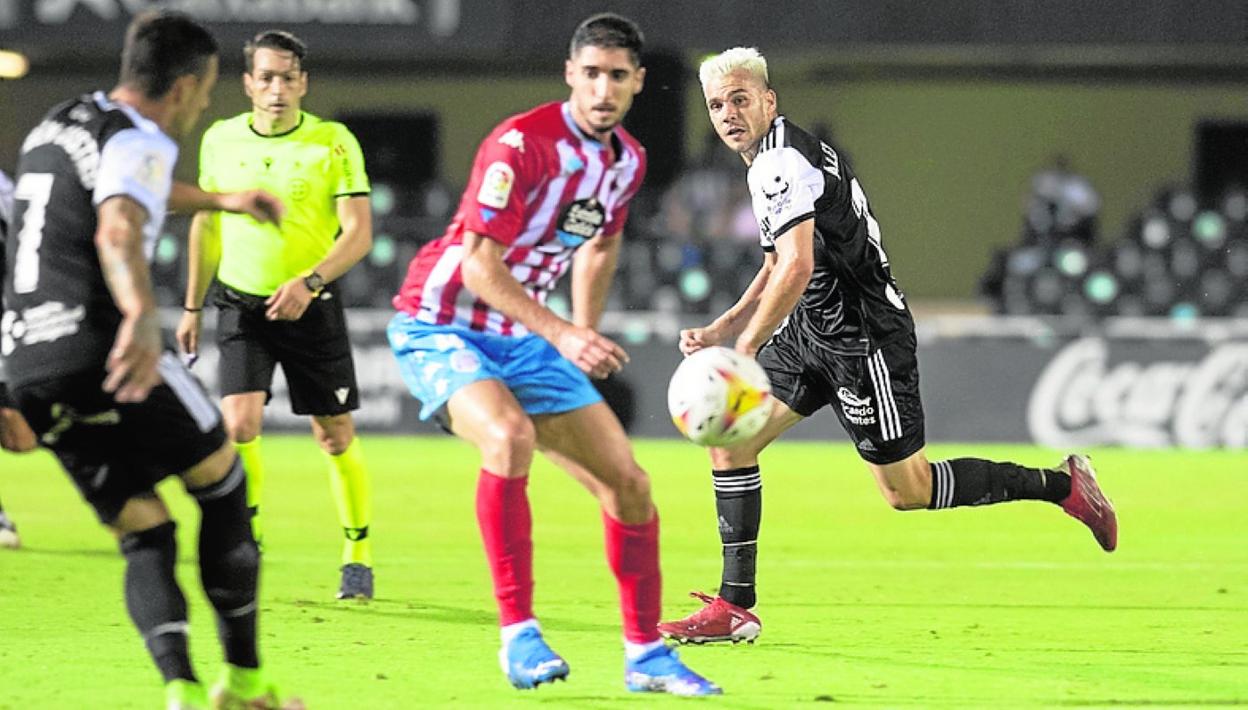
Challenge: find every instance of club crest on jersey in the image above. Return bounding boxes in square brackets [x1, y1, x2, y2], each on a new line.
[477, 161, 514, 210]
[762, 175, 791, 216]
[837, 387, 876, 426]
[555, 197, 605, 248]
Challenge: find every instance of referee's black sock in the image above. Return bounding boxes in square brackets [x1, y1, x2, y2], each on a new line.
[119, 520, 196, 683]
[190, 457, 261, 669]
[928, 458, 1071, 509]
[713, 466, 762, 609]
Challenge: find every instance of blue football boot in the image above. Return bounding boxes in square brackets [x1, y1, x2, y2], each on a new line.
[499, 626, 570, 689]
[625, 644, 723, 696]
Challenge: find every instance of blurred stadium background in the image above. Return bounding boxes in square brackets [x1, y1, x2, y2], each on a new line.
[3, 0, 1247, 450]
[2, 2, 1246, 708]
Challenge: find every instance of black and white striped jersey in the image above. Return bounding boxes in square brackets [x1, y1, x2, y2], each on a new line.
[3, 92, 178, 387]
[748, 116, 913, 356]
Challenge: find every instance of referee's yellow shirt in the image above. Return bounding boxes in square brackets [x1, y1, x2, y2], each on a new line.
[198, 111, 370, 296]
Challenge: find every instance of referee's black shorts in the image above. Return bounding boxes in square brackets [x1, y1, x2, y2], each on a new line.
[12, 354, 227, 524]
[757, 327, 925, 465]
[214, 283, 360, 416]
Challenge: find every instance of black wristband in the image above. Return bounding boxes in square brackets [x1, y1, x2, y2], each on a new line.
[183, 306, 203, 313]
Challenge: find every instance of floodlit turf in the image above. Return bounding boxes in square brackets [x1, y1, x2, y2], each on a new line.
[0, 436, 1244, 708]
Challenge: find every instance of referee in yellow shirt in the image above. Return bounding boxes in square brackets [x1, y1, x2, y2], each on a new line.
[177, 30, 375, 600]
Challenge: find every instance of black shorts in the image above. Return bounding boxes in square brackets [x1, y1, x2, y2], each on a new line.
[12, 353, 227, 524]
[757, 327, 925, 464]
[215, 284, 360, 416]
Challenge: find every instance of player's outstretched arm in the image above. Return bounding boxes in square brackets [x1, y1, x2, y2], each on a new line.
[95, 196, 161, 403]
[176, 210, 222, 360]
[264, 195, 371, 321]
[570, 230, 622, 330]
[461, 230, 627, 379]
[168, 180, 284, 226]
[679, 251, 775, 356]
[734, 219, 815, 356]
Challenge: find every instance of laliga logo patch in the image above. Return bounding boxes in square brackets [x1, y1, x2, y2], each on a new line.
[477, 161, 514, 210]
[136, 151, 167, 193]
[555, 197, 605, 248]
[836, 387, 876, 426]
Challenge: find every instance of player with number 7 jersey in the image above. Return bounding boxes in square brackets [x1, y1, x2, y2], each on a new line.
[1, 13, 309, 709]
[2, 95, 181, 384]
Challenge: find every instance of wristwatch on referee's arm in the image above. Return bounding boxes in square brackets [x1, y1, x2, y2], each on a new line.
[302, 270, 326, 294]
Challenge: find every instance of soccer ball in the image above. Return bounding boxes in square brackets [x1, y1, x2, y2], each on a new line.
[667, 346, 772, 447]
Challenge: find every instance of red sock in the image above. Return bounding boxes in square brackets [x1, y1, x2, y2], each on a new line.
[602, 510, 661, 644]
[476, 470, 533, 626]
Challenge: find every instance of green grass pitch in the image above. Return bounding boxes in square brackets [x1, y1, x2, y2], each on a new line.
[0, 436, 1244, 708]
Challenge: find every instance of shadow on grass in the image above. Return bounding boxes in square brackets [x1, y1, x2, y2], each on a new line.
[277, 598, 618, 633]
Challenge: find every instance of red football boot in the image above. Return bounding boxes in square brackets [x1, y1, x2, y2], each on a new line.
[1060, 454, 1118, 552]
[658, 591, 761, 644]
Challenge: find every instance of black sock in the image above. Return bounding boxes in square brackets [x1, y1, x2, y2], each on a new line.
[713, 466, 761, 609]
[929, 458, 1071, 509]
[189, 457, 261, 669]
[119, 520, 196, 683]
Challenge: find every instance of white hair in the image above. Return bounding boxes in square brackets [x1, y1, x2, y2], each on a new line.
[698, 47, 769, 89]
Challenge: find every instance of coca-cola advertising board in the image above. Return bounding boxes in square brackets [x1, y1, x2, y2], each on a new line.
[1026, 336, 1248, 449]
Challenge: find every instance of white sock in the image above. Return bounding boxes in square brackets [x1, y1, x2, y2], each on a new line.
[624, 638, 666, 661]
[500, 618, 540, 647]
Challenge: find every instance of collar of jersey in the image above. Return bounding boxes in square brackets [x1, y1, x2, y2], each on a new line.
[560, 102, 627, 165]
[767, 116, 784, 138]
[92, 91, 161, 137]
[248, 112, 305, 139]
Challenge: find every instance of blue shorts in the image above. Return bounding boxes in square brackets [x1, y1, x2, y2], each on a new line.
[387, 313, 602, 420]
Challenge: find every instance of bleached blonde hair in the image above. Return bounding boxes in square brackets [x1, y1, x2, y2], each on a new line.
[698, 47, 769, 89]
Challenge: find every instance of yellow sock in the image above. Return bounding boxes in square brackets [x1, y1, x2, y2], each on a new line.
[327, 437, 372, 566]
[235, 437, 265, 544]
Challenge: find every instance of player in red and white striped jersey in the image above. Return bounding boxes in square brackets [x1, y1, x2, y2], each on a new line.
[389, 12, 720, 697]
[394, 100, 644, 335]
